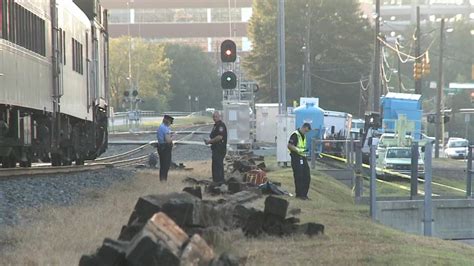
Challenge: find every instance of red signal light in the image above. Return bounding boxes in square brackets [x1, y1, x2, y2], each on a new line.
[220, 40, 236, 62]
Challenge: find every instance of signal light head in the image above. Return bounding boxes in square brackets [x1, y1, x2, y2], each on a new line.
[221, 40, 237, 62]
[221, 71, 237, 89]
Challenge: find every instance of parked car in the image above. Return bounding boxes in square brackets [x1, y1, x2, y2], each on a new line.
[376, 146, 425, 178]
[444, 138, 469, 159]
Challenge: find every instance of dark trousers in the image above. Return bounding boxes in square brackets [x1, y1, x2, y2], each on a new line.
[158, 144, 172, 181]
[291, 154, 311, 197]
[211, 149, 226, 183]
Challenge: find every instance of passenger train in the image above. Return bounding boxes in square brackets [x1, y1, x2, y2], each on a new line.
[0, 0, 109, 167]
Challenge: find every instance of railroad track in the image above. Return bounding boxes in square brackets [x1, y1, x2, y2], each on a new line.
[319, 153, 466, 196]
[0, 125, 211, 179]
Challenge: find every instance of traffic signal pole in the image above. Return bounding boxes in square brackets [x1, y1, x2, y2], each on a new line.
[277, 0, 286, 114]
[435, 19, 445, 158]
[373, 0, 381, 112]
[415, 6, 422, 95]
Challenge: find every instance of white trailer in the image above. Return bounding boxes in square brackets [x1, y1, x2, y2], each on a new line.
[255, 103, 279, 143]
[323, 110, 353, 138]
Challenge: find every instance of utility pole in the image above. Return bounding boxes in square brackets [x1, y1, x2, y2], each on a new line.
[303, 4, 311, 97]
[435, 18, 445, 159]
[396, 38, 402, 93]
[415, 6, 422, 95]
[373, 0, 381, 112]
[277, 0, 286, 114]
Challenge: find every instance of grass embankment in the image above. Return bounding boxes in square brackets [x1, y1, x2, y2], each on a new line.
[1, 158, 474, 265]
[111, 115, 212, 132]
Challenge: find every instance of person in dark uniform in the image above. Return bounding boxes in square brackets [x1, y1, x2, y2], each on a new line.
[157, 115, 174, 181]
[205, 111, 227, 183]
[287, 123, 312, 200]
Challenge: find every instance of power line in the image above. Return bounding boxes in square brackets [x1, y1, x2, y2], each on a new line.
[378, 36, 437, 61]
[310, 72, 368, 85]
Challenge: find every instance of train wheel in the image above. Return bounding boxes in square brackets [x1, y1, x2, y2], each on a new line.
[1, 156, 9, 168]
[51, 153, 61, 166]
[76, 157, 85, 165]
[2, 155, 16, 168]
[19, 158, 32, 168]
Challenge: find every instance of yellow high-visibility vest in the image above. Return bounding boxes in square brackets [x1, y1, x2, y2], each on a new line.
[289, 130, 306, 156]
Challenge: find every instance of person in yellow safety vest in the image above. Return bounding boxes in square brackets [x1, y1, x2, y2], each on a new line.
[287, 123, 312, 200]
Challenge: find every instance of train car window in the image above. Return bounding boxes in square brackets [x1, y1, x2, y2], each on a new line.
[4, 2, 45, 56]
[13, 2, 18, 44]
[72, 38, 75, 71]
[18, 4, 23, 47]
[80, 43, 83, 73]
[26, 10, 30, 50]
[8, 0, 14, 42]
[0, 0, 3, 38]
[72, 38, 83, 74]
[58, 28, 63, 63]
[63, 31, 66, 64]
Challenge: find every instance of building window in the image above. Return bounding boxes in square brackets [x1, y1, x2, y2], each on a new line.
[134, 8, 207, 23]
[72, 38, 83, 74]
[210, 8, 241, 22]
[108, 9, 130, 23]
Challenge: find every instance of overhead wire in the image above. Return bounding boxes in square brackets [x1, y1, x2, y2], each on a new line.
[310, 72, 368, 85]
[378, 36, 437, 61]
[360, 77, 370, 91]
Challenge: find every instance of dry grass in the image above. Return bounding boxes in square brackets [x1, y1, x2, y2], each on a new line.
[1, 158, 474, 265]
[0, 161, 214, 265]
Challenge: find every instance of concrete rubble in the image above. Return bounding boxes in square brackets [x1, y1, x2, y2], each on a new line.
[80, 153, 324, 265]
[80, 190, 324, 265]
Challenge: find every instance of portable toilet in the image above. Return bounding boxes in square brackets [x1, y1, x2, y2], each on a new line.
[294, 102, 324, 154]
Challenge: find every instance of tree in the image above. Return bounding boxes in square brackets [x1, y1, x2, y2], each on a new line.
[109, 37, 171, 112]
[244, 0, 373, 114]
[164, 44, 221, 111]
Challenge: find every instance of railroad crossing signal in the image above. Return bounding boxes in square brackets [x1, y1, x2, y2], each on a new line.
[221, 71, 237, 89]
[220, 40, 236, 62]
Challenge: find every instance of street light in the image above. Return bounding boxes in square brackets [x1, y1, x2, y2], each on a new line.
[188, 95, 191, 112]
[195, 96, 199, 112]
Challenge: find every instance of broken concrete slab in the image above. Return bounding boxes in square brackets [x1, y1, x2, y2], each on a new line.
[126, 218, 182, 266]
[180, 234, 215, 266]
[227, 182, 242, 194]
[264, 196, 289, 219]
[209, 252, 240, 266]
[132, 193, 201, 227]
[150, 212, 189, 249]
[183, 187, 203, 199]
[118, 222, 145, 241]
[79, 254, 102, 266]
[298, 223, 325, 236]
[96, 238, 128, 266]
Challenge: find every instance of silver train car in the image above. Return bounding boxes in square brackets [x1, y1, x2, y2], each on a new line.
[0, 0, 109, 167]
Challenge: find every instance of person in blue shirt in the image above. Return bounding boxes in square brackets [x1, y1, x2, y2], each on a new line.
[157, 115, 174, 181]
